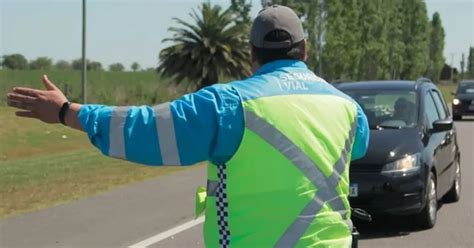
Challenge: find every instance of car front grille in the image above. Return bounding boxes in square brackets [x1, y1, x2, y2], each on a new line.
[350, 164, 382, 173]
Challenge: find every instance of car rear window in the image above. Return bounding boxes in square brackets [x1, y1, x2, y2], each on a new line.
[457, 82, 474, 94]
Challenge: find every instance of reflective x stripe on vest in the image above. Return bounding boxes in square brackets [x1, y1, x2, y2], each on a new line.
[207, 180, 219, 197]
[204, 110, 357, 247]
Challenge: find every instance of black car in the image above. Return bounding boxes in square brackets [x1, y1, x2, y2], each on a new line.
[452, 79, 474, 120]
[336, 79, 461, 229]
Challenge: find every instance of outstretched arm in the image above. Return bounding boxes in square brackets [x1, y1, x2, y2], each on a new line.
[6, 76, 244, 166]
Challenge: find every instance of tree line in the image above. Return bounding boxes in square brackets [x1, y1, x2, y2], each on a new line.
[264, 0, 452, 83]
[158, 0, 473, 90]
[0, 54, 143, 72]
[462, 47, 474, 79]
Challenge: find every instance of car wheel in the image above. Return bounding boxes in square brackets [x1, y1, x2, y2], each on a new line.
[443, 158, 461, 203]
[416, 172, 437, 229]
[453, 115, 462, 121]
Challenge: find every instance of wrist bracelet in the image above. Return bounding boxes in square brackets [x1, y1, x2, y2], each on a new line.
[59, 101, 71, 125]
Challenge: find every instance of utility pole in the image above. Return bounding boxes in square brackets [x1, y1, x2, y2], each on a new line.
[317, 0, 324, 76]
[81, 0, 87, 104]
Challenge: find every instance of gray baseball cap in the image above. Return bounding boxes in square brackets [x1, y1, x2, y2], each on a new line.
[250, 5, 305, 49]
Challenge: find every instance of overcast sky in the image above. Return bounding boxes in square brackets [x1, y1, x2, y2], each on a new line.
[1, 0, 473, 70]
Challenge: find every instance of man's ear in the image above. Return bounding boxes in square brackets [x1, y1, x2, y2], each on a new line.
[303, 39, 308, 62]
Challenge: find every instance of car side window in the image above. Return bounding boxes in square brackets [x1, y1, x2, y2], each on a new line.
[440, 92, 451, 117]
[430, 90, 448, 119]
[424, 92, 440, 129]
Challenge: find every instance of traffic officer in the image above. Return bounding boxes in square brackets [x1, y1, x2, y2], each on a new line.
[7, 5, 369, 248]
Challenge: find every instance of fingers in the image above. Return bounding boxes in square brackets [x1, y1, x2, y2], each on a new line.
[9, 75, 57, 98]
[7, 99, 35, 111]
[7, 93, 37, 104]
[6, 93, 37, 111]
[7, 98, 36, 111]
[13, 87, 42, 97]
[15, 111, 37, 119]
[42, 75, 59, 91]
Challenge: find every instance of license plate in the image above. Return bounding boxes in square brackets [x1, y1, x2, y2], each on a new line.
[349, 183, 358, 197]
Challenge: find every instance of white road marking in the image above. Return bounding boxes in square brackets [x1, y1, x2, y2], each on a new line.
[128, 216, 205, 248]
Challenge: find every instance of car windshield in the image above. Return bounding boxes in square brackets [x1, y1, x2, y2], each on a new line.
[457, 82, 474, 94]
[342, 90, 418, 129]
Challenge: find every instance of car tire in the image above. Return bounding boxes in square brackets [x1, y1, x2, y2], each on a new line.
[453, 115, 462, 121]
[443, 158, 461, 203]
[416, 172, 437, 229]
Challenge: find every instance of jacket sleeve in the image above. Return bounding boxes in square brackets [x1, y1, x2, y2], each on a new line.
[77, 85, 244, 166]
[351, 104, 370, 160]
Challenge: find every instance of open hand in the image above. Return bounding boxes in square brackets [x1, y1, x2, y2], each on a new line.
[6, 75, 68, 124]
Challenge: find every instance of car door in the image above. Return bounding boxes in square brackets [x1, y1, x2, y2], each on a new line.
[423, 90, 449, 196]
[430, 89, 455, 195]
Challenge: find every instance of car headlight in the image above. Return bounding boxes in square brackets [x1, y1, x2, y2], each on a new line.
[453, 98, 460, 105]
[381, 153, 420, 175]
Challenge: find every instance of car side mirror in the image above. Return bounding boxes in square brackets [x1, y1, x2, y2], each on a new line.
[431, 119, 453, 133]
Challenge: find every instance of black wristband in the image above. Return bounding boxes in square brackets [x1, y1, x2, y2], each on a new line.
[59, 101, 71, 125]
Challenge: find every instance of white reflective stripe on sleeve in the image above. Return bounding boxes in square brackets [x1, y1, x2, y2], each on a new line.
[109, 106, 129, 159]
[154, 102, 181, 165]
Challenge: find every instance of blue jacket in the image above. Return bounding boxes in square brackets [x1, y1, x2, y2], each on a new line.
[79, 60, 369, 166]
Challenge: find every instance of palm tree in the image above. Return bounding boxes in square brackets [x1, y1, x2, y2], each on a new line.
[158, 3, 251, 89]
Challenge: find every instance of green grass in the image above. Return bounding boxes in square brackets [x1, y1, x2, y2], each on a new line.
[0, 70, 198, 219]
[438, 84, 457, 104]
[0, 150, 188, 218]
[0, 107, 92, 160]
[0, 69, 186, 105]
[0, 107, 197, 218]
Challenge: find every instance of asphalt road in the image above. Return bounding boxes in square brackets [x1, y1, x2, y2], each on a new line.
[0, 121, 473, 248]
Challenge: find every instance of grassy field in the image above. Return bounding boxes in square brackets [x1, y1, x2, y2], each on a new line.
[0, 70, 197, 219]
[0, 70, 186, 105]
[0, 107, 193, 218]
[438, 84, 457, 103]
